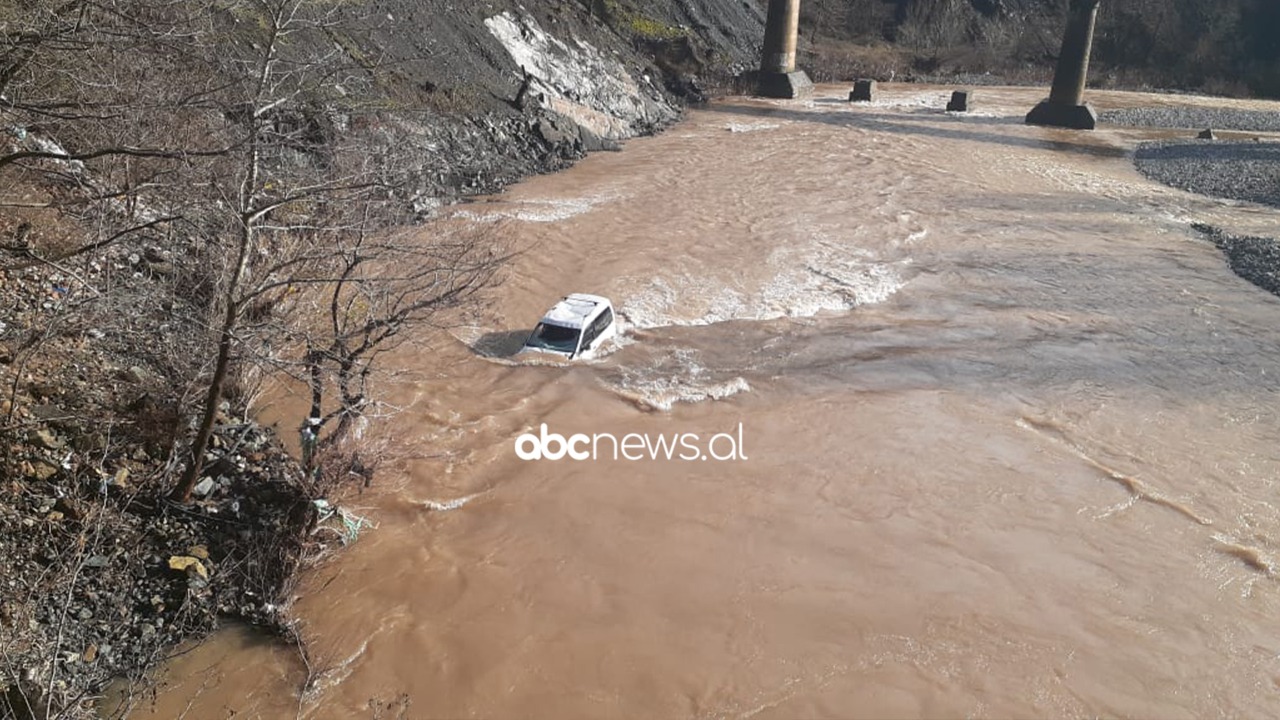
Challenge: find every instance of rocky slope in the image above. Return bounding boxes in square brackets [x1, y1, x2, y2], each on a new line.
[311, 0, 769, 206]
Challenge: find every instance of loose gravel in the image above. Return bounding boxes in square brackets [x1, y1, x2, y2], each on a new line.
[1121, 108, 1280, 300]
[1134, 140, 1280, 208]
[1192, 224, 1280, 299]
[1102, 107, 1280, 133]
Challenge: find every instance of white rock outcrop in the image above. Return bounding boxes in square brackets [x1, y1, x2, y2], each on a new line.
[484, 11, 677, 140]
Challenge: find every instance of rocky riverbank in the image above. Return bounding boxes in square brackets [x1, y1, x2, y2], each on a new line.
[0, 224, 341, 717]
[1118, 111, 1280, 300]
[0, 417, 315, 718]
[1102, 107, 1280, 133]
[1191, 224, 1280, 300]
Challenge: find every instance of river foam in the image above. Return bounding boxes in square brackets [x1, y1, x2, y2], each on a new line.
[619, 253, 908, 330]
[605, 347, 751, 411]
[451, 194, 616, 223]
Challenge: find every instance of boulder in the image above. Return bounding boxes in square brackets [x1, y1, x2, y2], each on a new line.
[577, 125, 621, 153]
[33, 429, 61, 450]
[192, 477, 215, 498]
[31, 460, 59, 480]
[117, 366, 146, 384]
[53, 497, 83, 522]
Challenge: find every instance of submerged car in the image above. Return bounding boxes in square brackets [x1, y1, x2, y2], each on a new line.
[520, 293, 616, 360]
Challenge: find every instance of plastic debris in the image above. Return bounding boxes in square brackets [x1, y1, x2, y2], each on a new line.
[312, 502, 374, 546]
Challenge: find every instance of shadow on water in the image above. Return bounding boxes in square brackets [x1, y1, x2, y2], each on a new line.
[710, 102, 1128, 160]
[958, 191, 1139, 215]
[470, 329, 529, 358]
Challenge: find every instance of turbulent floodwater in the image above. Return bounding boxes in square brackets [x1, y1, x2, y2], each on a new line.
[136, 85, 1280, 719]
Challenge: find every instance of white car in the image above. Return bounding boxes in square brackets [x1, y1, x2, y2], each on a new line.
[520, 293, 617, 360]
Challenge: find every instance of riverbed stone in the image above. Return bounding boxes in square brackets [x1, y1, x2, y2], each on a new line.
[117, 366, 146, 384]
[168, 555, 208, 579]
[535, 117, 574, 146]
[192, 477, 215, 497]
[33, 428, 61, 449]
[1135, 140, 1280, 208]
[31, 460, 58, 480]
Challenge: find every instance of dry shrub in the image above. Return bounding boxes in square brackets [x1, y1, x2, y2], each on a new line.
[804, 40, 909, 83]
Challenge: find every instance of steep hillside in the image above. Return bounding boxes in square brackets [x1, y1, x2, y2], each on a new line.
[801, 0, 1280, 98]
[300, 0, 770, 203]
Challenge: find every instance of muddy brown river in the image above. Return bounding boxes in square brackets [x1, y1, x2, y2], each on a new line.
[133, 85, 1280, 719]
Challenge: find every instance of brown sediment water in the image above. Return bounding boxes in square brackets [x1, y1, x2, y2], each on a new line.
[133, 85, 1280, 719]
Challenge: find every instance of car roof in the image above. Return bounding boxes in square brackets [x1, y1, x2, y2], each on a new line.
[540, 293, 612, 329]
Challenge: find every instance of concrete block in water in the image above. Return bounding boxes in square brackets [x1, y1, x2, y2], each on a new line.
[757, 71, 813, 99]
[848, 79, 875, 102]
[946, 90, 971, 112]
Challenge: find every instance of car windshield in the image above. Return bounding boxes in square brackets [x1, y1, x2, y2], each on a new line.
[525, 322, 580, 353]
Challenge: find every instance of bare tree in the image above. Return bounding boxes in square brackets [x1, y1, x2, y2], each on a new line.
[166, 0, 510, 501]
[166, 0, 374, 502]
[1, 1, 232, 243]
[294, 213, 509, 466]
[804, 0, 845, 44]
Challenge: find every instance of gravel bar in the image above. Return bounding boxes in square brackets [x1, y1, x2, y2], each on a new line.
[1134, 140, 1280, 208]
[1192, 224, 1280, 299]
[1131, 134, 1280, 299]
[1102, 107, 1280, 133]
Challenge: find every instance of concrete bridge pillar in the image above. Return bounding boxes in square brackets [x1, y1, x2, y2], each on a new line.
[757, 0, 813, 98]
[1026, 0, 1101, 129]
